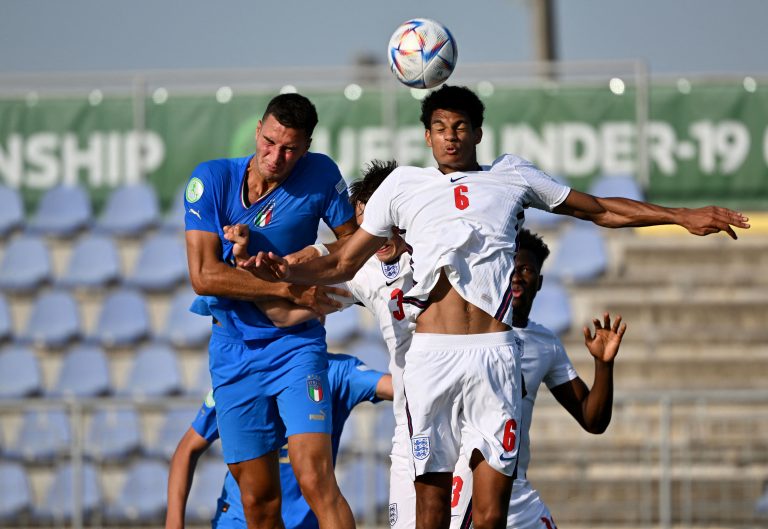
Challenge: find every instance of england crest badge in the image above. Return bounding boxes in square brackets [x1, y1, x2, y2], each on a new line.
[381, 260, 400, 280]
[412, 436, 430, 460]
[306, 375, 324, 402]
[388, 503, 398, 526]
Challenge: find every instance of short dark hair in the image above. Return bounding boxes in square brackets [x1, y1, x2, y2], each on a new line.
[262, 93, 319, 137]
[517, 228, 550, 269]
[349, 159, 398, 205]
[420, 85, 485, 129]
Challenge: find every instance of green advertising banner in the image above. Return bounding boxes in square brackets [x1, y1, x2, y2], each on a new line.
[1, 83, 767, 213]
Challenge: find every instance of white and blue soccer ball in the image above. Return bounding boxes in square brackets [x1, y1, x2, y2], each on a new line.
[387, 18, 457, 89]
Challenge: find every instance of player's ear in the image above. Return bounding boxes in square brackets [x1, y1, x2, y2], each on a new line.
[474, 126, 483, 145]
[537, 274, 543, 292]
[255, 120, 263, 140]
[425, 128, 433, 147]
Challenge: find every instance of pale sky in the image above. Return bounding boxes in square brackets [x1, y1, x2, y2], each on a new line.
[0, 0, 766, 75]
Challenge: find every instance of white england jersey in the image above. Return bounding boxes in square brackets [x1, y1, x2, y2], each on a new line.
[343, 251, 416, 423]
[360, 154, 570, 327]
[509, 320, 579, 523]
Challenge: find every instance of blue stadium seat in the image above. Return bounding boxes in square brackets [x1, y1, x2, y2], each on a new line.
[161, 182, 187, 232]
[92, 289, 150, 347]
[524, 206, 564, 231]
[122, 342, 183, 399]
[0, 461, 32, 522]
[0, 345, 41, 399]
[186, 460, 226, 523]
[27, 184, 91, 237]
[187, 361, 211, 397]
[550, 223, 608, 283]
[0, 295, 11, 342]
[528, 279, 573, 335]
[145, 406, 200, 460]
[128, 233, 188, 291]
[21, 290, 81, 348]
[0, 236, 52, 292]
[35, 462, 100, 521]
[85, 407, 141, 462]
[374, 403, 396, 455]
[96, 183, 160, 236]
[105, 460, 168, 524]
[8, 410, 71, 462]
[346, 338, 389, 373]
[325, 306, 362, 346]
[337, 458, 389, 522]
[59, 234, 121, 288]
[162, 290, 212, 348]
[588, 174, 644, 202]
[338, 408, 362, 456]
[0, 185, 24, 237]
[50, 345, 110, 398]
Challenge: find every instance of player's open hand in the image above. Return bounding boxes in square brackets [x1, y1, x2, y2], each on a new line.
[240, 252, 290, 282]
[223, 224, 251, 265]
[681, 206, 750, 239]
[289, 284, 349, 315]
[583, 313, 626, 364]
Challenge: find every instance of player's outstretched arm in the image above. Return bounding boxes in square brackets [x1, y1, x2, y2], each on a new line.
[245, 227, 387, 285]
[166, 427, 211, 529]
[375, 374, 394, 401]
[553, 189, 750, 239]
[550, 313, 627, 434]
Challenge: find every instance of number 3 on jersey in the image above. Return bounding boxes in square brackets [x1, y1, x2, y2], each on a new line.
[454, 185, 469, 210]
[390, 288, 405, 321]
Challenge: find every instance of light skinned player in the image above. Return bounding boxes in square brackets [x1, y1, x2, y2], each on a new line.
[227, 160, 421, 529]
[244, 85, 750, 529]
[165, 354, 392, 529]
[183, 93, 357, 529]
[449, 228, 626, 529]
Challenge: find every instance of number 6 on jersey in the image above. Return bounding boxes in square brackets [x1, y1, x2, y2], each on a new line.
[454, 185, 469, 210]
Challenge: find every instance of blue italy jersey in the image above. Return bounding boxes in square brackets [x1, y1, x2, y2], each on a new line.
[184, 152, 354, 341]
[191, 354, 386, 529]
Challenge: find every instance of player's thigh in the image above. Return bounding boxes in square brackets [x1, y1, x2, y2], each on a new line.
[274, 356, 333, 438]
[286, 432, 337, 493]
[470, 454, 514, 525]
[215, 382, 284, 464]
[227, 450, 282, 505]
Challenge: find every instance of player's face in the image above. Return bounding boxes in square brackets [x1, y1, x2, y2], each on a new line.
[356, 201, 407, 263]
[425, 109, 482, 174]
[254, 114, 310, 183]
[511, 249, 543, 314]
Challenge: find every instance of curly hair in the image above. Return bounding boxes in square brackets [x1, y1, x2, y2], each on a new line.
[517, 228, 550, 268]
[419, 85, 485, 129]
[349, 159, 399, 205]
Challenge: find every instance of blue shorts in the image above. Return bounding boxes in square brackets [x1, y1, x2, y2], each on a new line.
[209, 327, 333, 464]
[211, 497, 244, 529]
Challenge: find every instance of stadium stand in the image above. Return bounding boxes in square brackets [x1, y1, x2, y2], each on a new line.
[161, 289, 212, 348]
[85, 407, 142, 462]
[0, 185, 24, 237]
[146, 406, 201, 460]
[0, 295, 11, 342]
[0, 345, 41, 399]
[121, 342, 183, 399]
[344, 338, 389, 374]
[588, 174, 645, 202]
[59, 234, 121, 289]
[26, 184, 92, 237]
[550, 222, 608, 283]
[186, 460, 227, 523]
[96, 183, 160, 236]
[161, 183, 187, 232]
[337, 459, 390, 524]
[8, 410, 71, 463]
[527, 279, 573, 334]
[0, 236, 52, 292]
[324, 306, 362, 346]
[20, 290, 81, 348]
[34, 462, 101, 522]
[105, 459, 168, 523]
[92, 288, 150, 347]
[49, 344, 111, 398]
[0, 461, 32, 522]
[127, 233, 188, 291]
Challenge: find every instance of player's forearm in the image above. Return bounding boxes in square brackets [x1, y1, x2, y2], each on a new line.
[288, 252, 359, 285]
[191, 262, 294, 302]
[585, 197, 682, 229]
[581, 360, 615, 434]
[165, 451, 200, 529]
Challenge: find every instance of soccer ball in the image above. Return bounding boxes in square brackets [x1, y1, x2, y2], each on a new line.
[387, 18, 457, 89]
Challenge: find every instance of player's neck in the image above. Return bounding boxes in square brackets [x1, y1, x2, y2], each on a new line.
[437, 161, 481, 174]
[245, 162, 280, 205]
[512, 309, 531, 328]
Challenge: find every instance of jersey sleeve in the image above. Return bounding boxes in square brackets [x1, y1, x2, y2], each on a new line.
[190, 391, 220, 443]
[543, 338, 579, 389]
[497, 155, 570, 212]
[359, 167, 400, 238]
[336, 354, 386, 406]
[184, 162, 222, 233]
[317, 155, 355, 229]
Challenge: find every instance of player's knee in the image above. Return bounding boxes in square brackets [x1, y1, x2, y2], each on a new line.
[295, 466, 338, 504]
[471, 503, 507, 529]
[240, 490, 281, 521]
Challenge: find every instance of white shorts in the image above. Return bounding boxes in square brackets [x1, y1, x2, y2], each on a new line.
[403, 331, 522, 477]
[388, 423, 416, 528]
[449, 452, 474, 529]
[508, 481, 558, 529]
